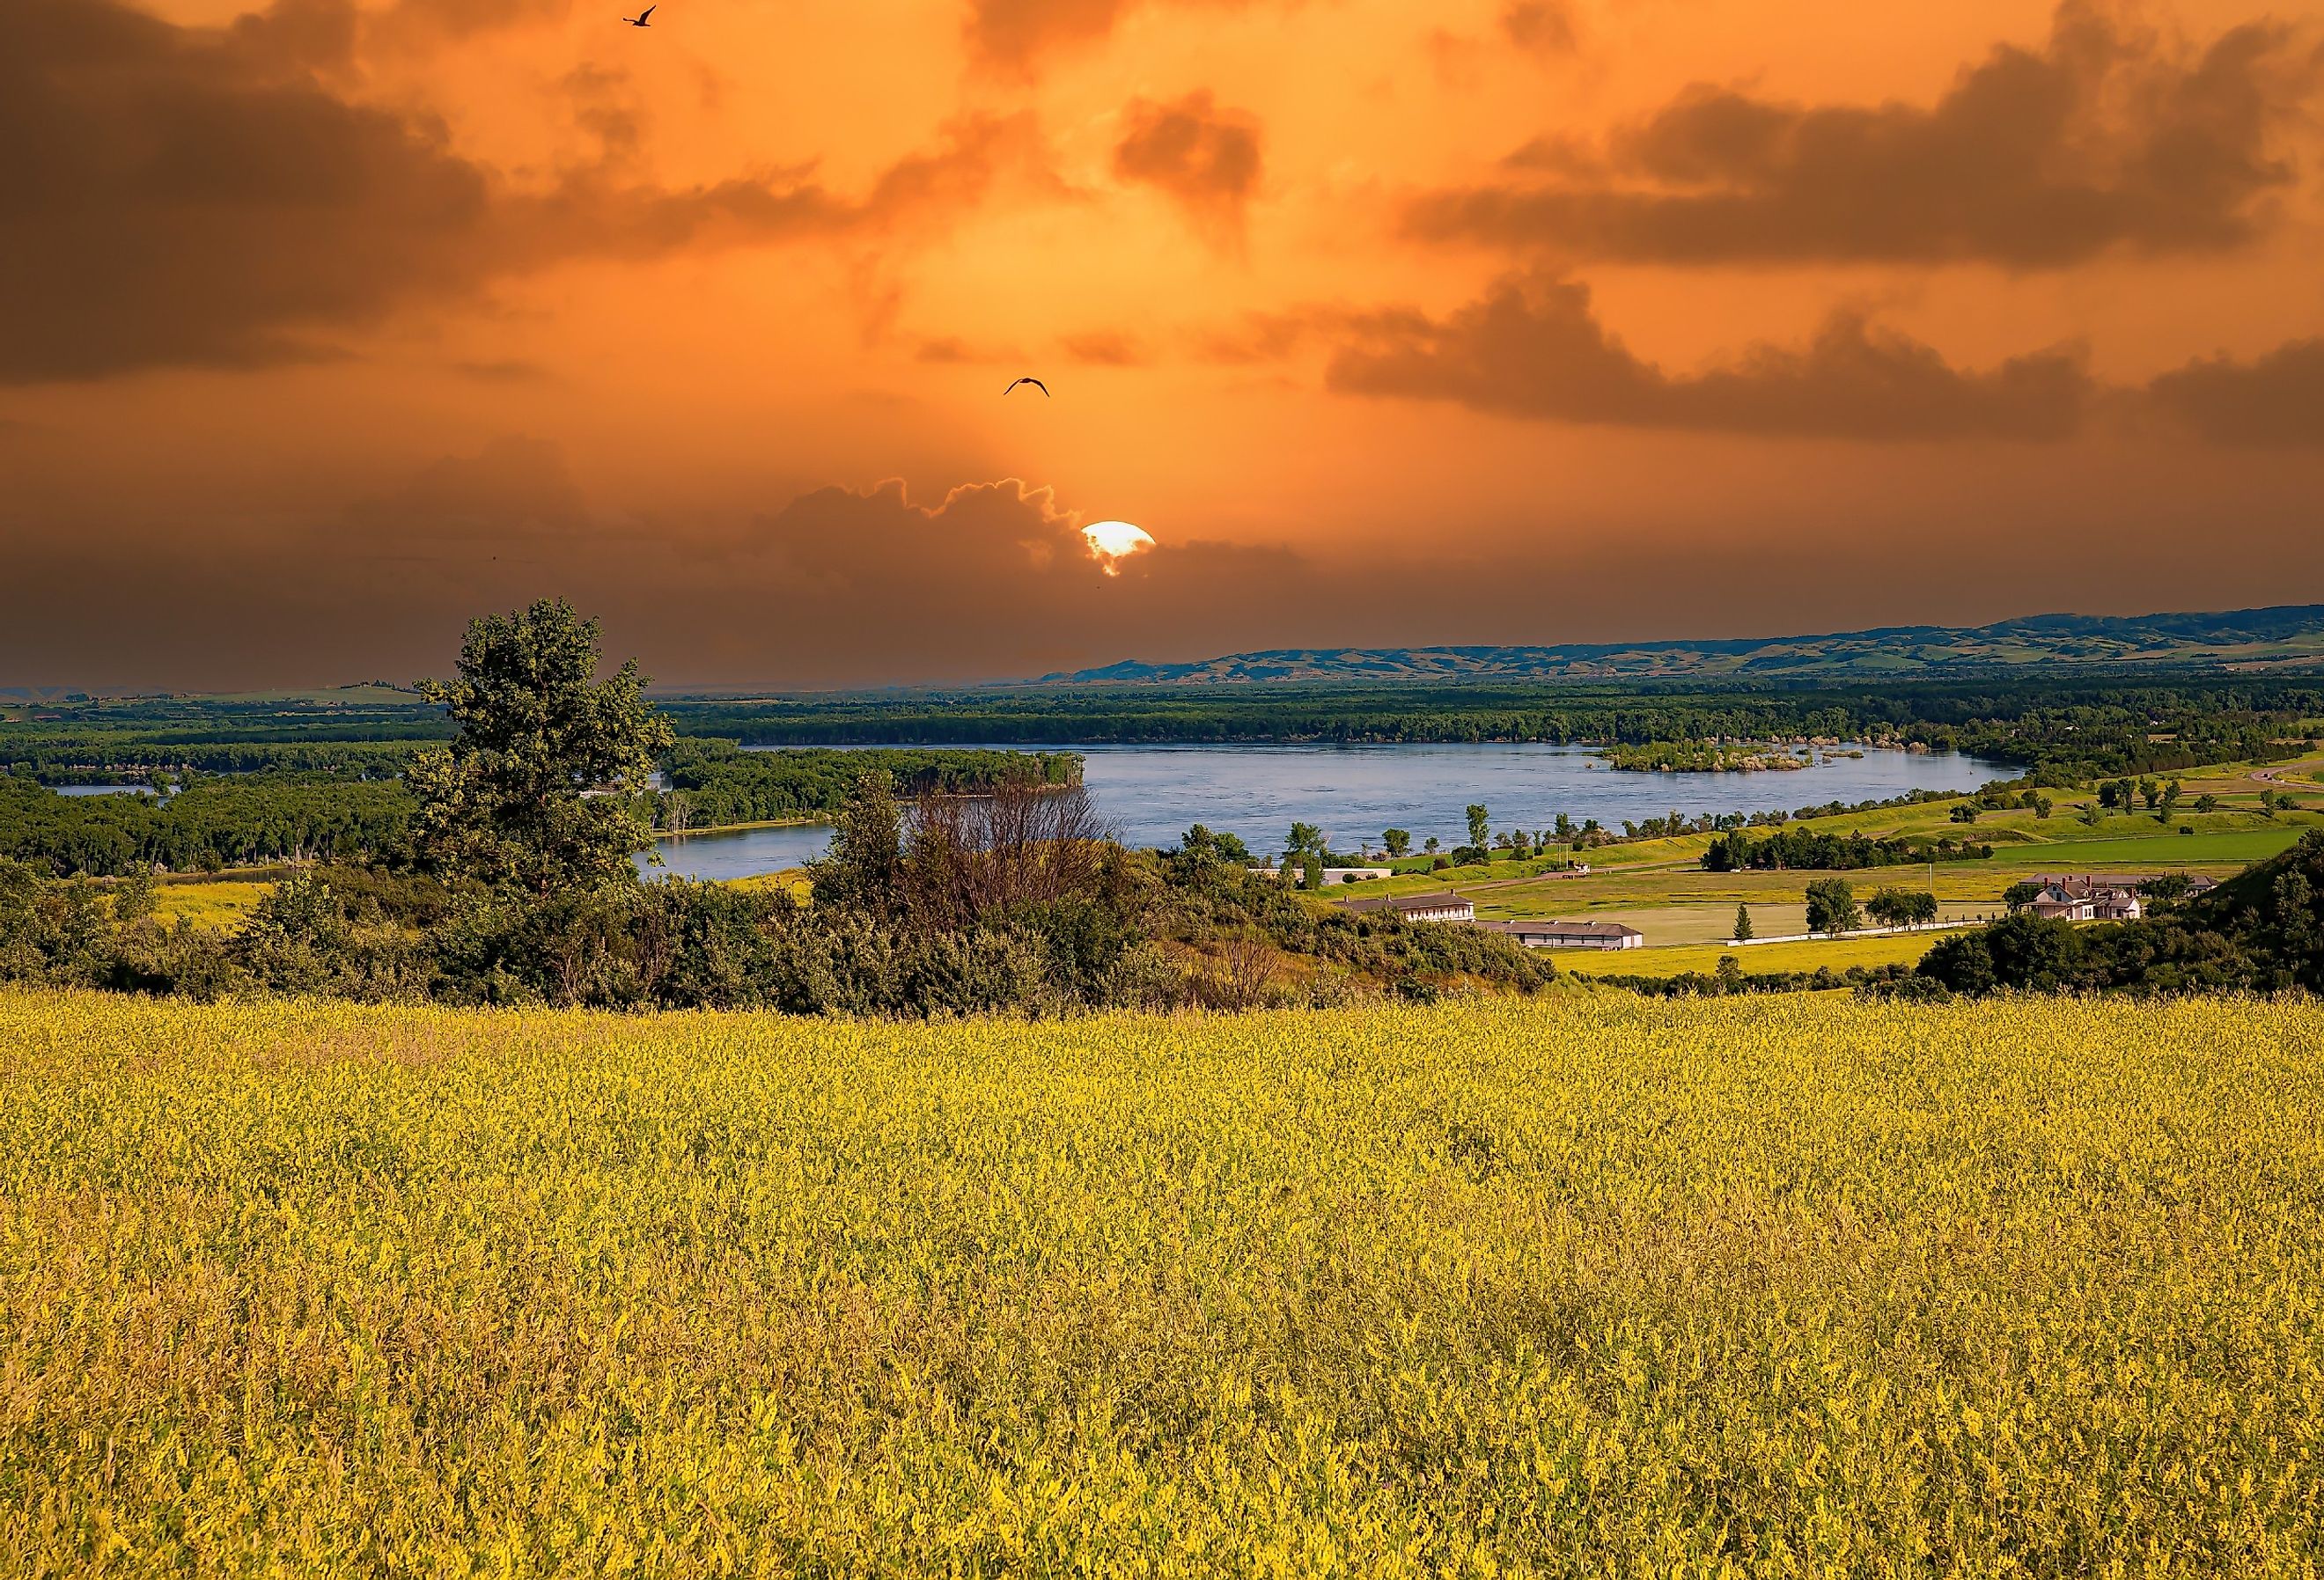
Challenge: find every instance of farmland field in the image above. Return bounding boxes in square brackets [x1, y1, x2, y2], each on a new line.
[1985, 827, 2310, 866]
[1559, 931, 1947, 979]
[4, 990, 2321, 1573]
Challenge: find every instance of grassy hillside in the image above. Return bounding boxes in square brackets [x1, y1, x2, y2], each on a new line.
[4, 991, 2319, 1572]
[1048, 604, 2324, 684]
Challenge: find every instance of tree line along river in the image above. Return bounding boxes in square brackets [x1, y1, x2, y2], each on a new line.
[644, 743, 2003, 881]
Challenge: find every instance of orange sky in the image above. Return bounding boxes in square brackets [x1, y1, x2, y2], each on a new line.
[4, 0, 2323, 687]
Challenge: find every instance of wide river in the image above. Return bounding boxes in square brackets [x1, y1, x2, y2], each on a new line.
[645, 743, 2004, 882]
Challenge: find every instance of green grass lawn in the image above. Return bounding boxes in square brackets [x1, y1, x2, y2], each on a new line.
[1986, 826, 2312, 867]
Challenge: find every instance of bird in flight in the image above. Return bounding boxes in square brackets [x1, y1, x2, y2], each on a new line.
[1004, 377, 1050, 398]
[623, 4, 654, 25]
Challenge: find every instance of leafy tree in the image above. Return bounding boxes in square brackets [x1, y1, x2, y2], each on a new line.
[1382, 828, 1411, 858]
[1805, 878, 1860, 935]
[408, 600, 673, 895]
[1423, 836, 1440, 856]
[1285, 822, 1325, 864]
[810, 773, 905, 919]
[1867, 888, 1938, 928]
[2139, 873, 2192, 906]
[2004, 881, 2045, 915]
[1301, 851, 1324, 891]
[1465, 805, 1491, 850]
[2161, 780, 2183, 821]
[111, 865, 157, 924]
[2195, 794, 2219, 813]
[2034, 795, 2054, 819]
[1950, 803, 1979, 824]
[1732, 903, 1754, 942]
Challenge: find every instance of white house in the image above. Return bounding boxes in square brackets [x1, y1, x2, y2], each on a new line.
[1477, 918, 1645, 951]
[2027, 878, 2144, 922]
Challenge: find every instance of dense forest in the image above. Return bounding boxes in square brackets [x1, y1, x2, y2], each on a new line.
[1703, 827, 1996, 871]
[0, 774, 412, 876]
[0, 746, 1084, 878]
[12, 675, 2317, 788]
[658, 678, 2317, 785]
[660, 742, 1081, 830]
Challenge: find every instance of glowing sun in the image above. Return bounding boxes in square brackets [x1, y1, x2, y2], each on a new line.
[1083, 520, 1155, 571]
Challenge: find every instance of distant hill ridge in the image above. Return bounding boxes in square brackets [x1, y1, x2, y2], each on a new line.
[1039, 605, 2324, 685]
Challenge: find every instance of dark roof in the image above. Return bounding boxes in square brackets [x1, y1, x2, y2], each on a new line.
[1339, 892, 1473, 915]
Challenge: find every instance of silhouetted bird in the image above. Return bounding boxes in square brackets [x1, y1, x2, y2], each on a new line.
[623, 4, 655, 25]
[1004, 377, 1050, 397]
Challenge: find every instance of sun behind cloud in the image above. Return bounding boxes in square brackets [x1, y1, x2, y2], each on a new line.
[1084, 520, 1156, 571]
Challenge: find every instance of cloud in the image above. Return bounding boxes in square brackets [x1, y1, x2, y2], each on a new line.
[1058, 331, 1151, 366]
[1403, 1, 2313, 268]
[342, 436, 592, 544]
[1499, 1, 1577, 55]
[965, 0, 1267, 71]
[1326, 272, 2094, 441]
[1188, 311, 1318, 365]
[967, 0, 1138, 65]
[2145, 340, 2324, 446]
[729, 479, 1307, 682]
[0, 0, 1055, 383]
[1112, 92, 1263, 248]
[452, 359, 554, 383]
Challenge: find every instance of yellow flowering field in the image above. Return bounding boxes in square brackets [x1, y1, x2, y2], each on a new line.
[3, 989, 2321, 1576]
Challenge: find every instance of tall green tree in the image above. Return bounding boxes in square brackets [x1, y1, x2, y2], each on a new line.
[408, 600, 674, 895]
[1382, 828, 1411, 858]
[1466, 805, 1490, 849]
[1805, 878, 1860, 936]
[811, 772, 906, 918]
[1732, 903, 1754, 942]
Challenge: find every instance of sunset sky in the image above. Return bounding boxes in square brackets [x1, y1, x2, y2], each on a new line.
[5, 0, 2323, 688]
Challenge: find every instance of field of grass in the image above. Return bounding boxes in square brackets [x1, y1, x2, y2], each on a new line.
[1987, 826, 2312, 867]
[145, 879, 272, 930]
[4, 989, 2320, 1572]
[1561, 931, 1946, 980]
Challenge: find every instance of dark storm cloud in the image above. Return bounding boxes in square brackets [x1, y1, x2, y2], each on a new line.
[1111, 92, 1263, 247]
[0, 0, 1051, 383]
[1326, 272, 2094, 441]
[1403, 1, 2313, 268]
[2145, 340, 2324, 447]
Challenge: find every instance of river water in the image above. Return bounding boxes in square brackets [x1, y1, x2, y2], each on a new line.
[644, 743, 2004, 882]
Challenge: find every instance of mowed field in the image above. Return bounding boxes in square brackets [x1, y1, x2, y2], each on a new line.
[4, 991, 2320, 1573]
